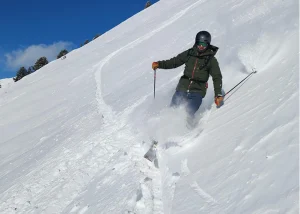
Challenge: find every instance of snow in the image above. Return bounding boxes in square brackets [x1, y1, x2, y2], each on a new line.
[0, 78, 14, 90]
[0, 0, 299, 213]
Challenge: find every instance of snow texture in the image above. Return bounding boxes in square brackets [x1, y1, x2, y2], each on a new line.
[0, 0, 299, 213]
[0, 78, 14, 90]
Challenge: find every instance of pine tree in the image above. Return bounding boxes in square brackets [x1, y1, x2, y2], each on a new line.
[27, 66, 35, 75]
[13, 67, 28, 82]
[84, 39, 89, 45]
[34, 57, 48, 71]
[93, 34, 101, 40]
[57, 49, 68, 59]
[145, 1, 151, 8]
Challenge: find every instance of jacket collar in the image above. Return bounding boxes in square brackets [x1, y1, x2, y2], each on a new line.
[191, 44, 219, 57]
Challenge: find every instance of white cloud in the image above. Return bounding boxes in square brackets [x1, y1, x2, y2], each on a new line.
[4, 42, 74, 70]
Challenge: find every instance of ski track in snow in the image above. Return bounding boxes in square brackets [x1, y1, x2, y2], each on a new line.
[92, 32, 166, 214]
[89, 2, 215, 212]
[190, 181, 218, 206]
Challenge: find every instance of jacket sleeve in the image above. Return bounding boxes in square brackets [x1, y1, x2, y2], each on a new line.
[209, 57, 223, 97]
[157, 50, 189, 69]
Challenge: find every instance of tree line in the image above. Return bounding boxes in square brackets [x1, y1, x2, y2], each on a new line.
[13, 31, 101, 82]
[13, 49, 69, 82]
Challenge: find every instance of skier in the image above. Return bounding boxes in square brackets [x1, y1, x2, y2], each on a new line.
[152, 31, 224, 121]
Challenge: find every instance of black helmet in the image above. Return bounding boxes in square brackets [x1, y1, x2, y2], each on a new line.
[195, 31, 211, 44]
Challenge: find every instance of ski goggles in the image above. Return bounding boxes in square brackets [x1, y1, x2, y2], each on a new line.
[196, 41, 208, 47]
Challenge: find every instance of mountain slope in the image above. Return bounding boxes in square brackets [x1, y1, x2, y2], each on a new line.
[0, 0, 298, 213]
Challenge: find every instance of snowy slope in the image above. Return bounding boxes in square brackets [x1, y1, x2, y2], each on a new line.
[0, 78, 14, 90]
[0, 0, 299, 213]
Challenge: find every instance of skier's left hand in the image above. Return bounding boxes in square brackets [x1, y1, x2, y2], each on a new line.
[215, 96, 224, 108]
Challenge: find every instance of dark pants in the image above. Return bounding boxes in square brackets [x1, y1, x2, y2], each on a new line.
[170, 91, 203, 117]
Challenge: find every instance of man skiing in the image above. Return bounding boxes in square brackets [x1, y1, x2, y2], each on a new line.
[152, 31, 224, 120]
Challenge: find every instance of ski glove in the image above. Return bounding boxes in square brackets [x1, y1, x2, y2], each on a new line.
[215, 96, 224, 108]
[152, 62, 159, 70]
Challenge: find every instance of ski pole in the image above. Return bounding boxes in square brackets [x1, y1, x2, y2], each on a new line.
[224, 69, 257, 97]
[153, 69, 156, 99]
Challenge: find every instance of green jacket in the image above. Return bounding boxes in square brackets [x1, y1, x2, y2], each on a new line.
[158, 45, 222, 98]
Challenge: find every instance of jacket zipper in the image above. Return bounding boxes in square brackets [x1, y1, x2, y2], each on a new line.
[187, 58, 198, 92]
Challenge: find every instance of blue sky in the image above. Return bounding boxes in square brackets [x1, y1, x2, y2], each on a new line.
[0, 0, 158, 79]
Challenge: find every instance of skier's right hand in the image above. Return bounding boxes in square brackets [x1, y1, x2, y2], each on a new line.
[152, 62, 159, 70]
